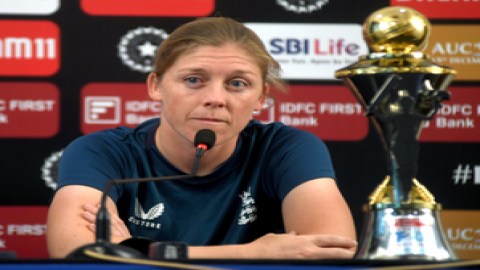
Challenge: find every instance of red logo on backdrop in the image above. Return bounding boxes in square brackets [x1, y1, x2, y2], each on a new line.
[81, 83, 161, 134]
[0, 82, 59, 138]
[0, 206, 49, 258]
[253, 85, 367, 141]
[420, 86, 480, 142]
[0, 20, 60, 76]
[391, 0, 480, 19]
[81, 0, 215, 17]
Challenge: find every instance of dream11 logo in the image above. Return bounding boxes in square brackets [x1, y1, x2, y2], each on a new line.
[0, 20, 60, 76]
[80, 0, 215, 17]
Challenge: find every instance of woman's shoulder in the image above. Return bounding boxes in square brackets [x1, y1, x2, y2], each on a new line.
[243, 119, 321, 142]
[65, 118, 160, 156]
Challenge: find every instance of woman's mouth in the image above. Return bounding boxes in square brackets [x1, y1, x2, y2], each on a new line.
[196, 118, 225, 124]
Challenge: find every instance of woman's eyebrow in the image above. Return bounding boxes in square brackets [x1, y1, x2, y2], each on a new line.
[177, 67, 258, 77]
[177, 67, 207, 73]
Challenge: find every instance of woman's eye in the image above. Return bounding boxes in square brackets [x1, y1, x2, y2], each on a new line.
[230, 80, 247, 88]
[186, 77, 200, 84]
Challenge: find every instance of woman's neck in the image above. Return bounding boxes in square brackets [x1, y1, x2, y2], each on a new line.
[154, 124, 237, 176]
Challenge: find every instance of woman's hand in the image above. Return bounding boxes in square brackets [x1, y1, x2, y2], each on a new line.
[82, 204, 132, 238]
[246, 231, 357, 259]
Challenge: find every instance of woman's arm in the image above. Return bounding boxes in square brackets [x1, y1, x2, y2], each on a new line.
[282, 177, 357, 251]
[77, 178, 357, 259]
[188, 232, 356, 259]
[46, 185, 130, 258]
[190, 178, 357, 259]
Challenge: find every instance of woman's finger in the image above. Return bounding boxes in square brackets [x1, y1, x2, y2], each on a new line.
[82, 210, 96, 224]
[87, 223, 96, 233]
[82, 203, 131, 238]
[83, 204, 99, 215]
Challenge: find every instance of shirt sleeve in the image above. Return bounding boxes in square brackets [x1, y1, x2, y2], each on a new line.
[56, 132, 129, 202]
[263, 126, 336, 201]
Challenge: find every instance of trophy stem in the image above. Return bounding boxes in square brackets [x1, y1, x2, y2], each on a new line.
[389, 125, 421, 203]
[369, 74, 425, 203]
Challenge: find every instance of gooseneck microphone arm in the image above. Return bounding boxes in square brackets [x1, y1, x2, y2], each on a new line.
[67, 128, 216, 259]
[191, 147, 206, 176]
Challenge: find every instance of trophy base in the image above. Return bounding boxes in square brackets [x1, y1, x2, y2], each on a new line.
[355, 203, 458, 261]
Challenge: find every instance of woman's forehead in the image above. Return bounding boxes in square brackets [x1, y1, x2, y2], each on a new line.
[172, 44, 261, 70]
[180, 43, 252, 58]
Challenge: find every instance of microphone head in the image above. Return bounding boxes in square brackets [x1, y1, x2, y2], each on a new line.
[194, 129, 216, 150]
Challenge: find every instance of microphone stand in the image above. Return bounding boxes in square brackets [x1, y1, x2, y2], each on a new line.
[67, 175, 195, 259]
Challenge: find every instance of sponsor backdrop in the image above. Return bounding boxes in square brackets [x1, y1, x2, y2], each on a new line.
[0, 0, 479, 259]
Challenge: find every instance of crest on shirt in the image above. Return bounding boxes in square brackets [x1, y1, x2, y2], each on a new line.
[238, 187, 257, 225]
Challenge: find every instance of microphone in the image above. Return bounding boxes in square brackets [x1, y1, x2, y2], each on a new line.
[67, 129, 216, 259]
[192, 129, 216, 176]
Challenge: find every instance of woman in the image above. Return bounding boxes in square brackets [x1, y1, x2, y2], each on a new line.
[47, 17, 357, 259]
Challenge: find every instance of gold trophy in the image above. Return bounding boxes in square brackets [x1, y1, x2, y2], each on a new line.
[335, 6, 458, 260]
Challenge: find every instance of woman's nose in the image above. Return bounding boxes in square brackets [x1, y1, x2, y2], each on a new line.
[202, 83, 227, 108]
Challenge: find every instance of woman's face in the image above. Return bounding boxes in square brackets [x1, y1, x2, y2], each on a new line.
[149, 43, 268, 148]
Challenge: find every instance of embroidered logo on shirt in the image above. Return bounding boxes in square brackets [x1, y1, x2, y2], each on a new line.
[135, 198, 164, 220]
[128, 198, 164, 229]
[238, 187, 257, 225]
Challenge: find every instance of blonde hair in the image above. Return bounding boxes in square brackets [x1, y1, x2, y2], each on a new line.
[152, 17, 287, 94]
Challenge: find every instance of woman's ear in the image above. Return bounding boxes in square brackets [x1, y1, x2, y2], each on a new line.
[254, 83, 270, 111]
[147, 73, 162, 101]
